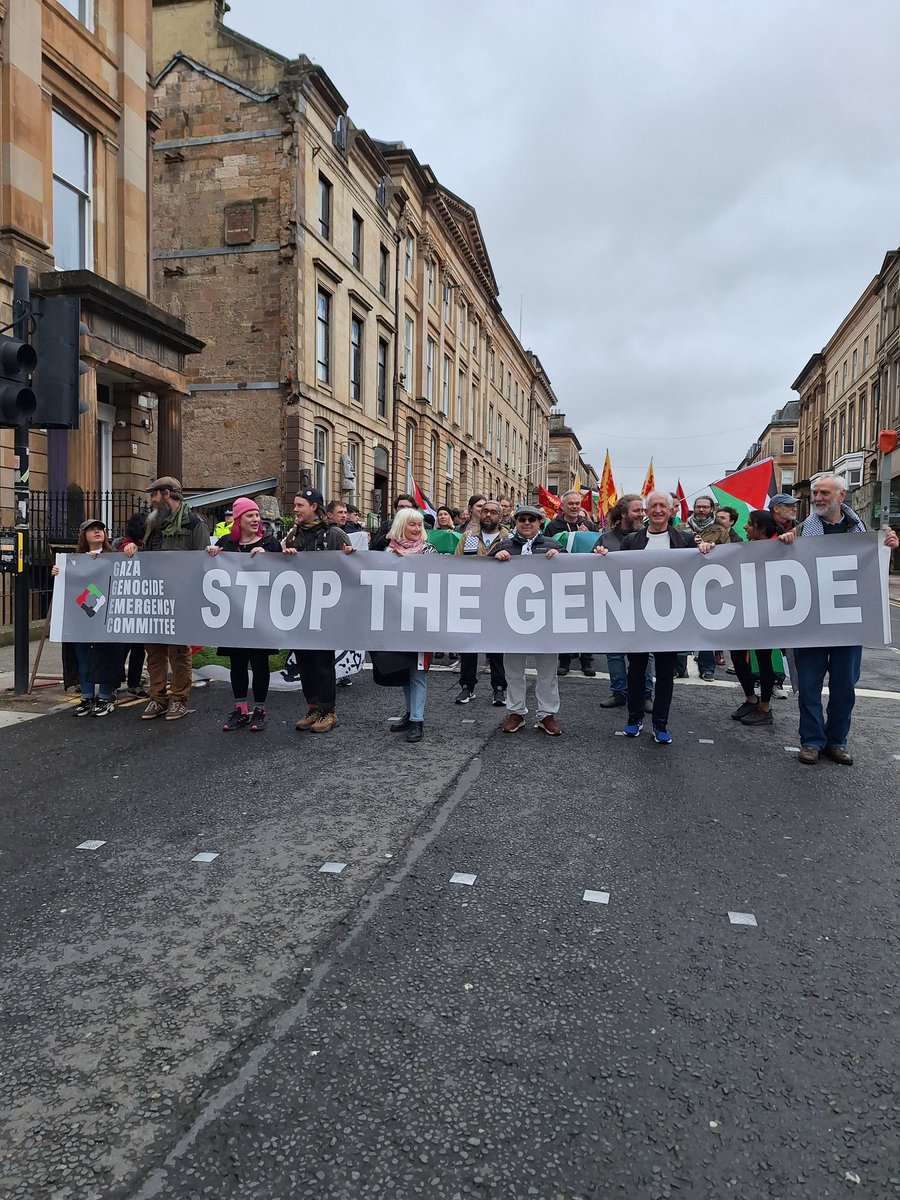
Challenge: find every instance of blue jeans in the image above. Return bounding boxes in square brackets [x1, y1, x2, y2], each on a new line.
[607, 652, 653, 696]
[74, 643, 114, 702]
[794, 645, 862, 750]
[403, 670, 428, 722]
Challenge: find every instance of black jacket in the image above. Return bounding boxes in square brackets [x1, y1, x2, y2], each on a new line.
[214, 533, 283, 554]
[545, 514, 598, 535]
[283, 520, 349, 552]
[621, 526, 697, 551]
[488, 531, 567, 557]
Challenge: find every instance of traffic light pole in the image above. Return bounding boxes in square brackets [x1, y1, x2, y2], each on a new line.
[12, 266, 31, 695]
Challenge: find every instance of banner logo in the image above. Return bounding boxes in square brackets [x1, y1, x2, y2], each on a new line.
[76, 583, 106, 618]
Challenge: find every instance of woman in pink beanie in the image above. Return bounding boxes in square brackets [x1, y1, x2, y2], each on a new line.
[206, 497, 282, 731]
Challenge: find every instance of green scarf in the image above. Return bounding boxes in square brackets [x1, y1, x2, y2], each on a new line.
[161, 502, 188, 538]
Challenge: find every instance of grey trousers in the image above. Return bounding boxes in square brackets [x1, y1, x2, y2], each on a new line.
[504, 653, 560, 718]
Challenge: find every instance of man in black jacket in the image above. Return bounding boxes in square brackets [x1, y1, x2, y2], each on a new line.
[282, 488, 354, 733]
[488, 506, 566, 735]
[370, 494, 415, 551]
[620, 491, 712, 744]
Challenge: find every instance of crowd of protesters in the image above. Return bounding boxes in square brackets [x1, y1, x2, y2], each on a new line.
[55, 472, 897, 762]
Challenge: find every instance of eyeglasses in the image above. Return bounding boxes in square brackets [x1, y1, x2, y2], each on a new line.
[515, 515, 540, 522]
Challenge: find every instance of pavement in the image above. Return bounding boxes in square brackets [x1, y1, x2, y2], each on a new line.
[0, 612, 898, 1199]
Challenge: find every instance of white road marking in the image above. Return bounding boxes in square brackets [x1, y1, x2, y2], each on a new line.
[583, 889, 610, 904]
[76, 839, 106, 851]
[728, 911, 758, 926]
[699, 738, 714, 744]
[461, 719, 475, 724]
[319, 862, 346, 875]
[784, 746, 800, 752]
[0, 711, 44, 728]
[450, 872, 476, 886]
[192, 852, 219, 864]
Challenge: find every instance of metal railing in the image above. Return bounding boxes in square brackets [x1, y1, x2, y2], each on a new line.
[0, 490, 148, 628]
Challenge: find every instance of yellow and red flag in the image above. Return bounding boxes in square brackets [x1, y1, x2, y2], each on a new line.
[640, 459, 655, 499]
[538, 485, 561, 521]
[598, 451, 618, 519]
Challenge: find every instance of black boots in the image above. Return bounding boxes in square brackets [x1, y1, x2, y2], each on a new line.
[390, 712, 412, 731]
[405, 721, 424, 743]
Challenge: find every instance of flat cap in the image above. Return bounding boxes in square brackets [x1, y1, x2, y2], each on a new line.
[513, 505, 544, 520]
[148, 476, 182, 494]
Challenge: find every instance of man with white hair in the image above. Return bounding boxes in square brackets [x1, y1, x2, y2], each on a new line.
[619, 491, 712, 744]
[788, 474, 898, 765]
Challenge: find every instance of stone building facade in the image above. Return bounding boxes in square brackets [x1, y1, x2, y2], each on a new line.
[151, 0, 550, 519]
[0, 0, 202, 532]
[736, 401, 799, 494]
[547, 411, 598, 496]
[792, 253, 900, 527]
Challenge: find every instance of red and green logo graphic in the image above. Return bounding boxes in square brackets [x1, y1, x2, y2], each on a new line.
[76, 583, 106, 618]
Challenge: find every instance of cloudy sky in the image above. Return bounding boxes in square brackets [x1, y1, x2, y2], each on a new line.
[228, 0, 900, 501]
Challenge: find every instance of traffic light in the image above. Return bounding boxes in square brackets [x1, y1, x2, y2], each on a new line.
[0, 334, 37, 426]
[30, 294, 88, 428]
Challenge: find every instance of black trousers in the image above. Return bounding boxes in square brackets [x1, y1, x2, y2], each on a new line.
[121, 644, 145, 687]
[229, 649, 271, 704]
[558, 653, 594, 669]
[294, 649, 336, 713]
[628, 651, 677, 725]
[458, 653, 507, 690]
[731, 649, 777, 704]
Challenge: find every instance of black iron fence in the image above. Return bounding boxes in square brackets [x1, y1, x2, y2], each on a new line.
[0, 490, 148, 628]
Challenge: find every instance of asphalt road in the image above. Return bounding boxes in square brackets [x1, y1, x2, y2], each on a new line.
[1, 646, 898, 1200]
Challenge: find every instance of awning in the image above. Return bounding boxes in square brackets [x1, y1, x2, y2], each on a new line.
[186, 478, 278, 508]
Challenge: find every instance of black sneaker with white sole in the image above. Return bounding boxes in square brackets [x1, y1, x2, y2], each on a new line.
[455, 686, 475, 705]
[491, 686, 507, 706]
[73, 698, 94, 717]
[91, 699, 115, 717]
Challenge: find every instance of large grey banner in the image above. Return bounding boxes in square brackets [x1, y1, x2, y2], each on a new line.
[50, 538, 891, 653]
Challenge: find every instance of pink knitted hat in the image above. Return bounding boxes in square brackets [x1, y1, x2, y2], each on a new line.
[229, 496, 260, 540]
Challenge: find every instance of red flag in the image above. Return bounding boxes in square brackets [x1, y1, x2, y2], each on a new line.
[640, 459, 655, 499]
[538, 485, 561, 521]
[675, 479, 689, 523]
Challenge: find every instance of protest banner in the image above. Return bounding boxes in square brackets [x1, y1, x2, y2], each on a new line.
[50, 538, 891, 654]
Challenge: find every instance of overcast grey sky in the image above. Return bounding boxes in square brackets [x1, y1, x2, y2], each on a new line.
[228, 0, 900, 500]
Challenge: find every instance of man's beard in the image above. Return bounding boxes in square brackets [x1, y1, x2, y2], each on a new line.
[481, 519, 499, 533]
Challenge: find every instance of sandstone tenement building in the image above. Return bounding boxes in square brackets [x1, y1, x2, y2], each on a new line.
[151, 0, 552, 519]
[0, 0, 202, 529]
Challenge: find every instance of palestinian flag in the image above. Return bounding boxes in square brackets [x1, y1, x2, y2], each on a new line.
[709, 459, 776, 540]
[411, 479, 437, 522]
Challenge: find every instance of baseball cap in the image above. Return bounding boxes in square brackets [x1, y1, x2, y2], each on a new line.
[78, 518, 106, 534]
[514, 505, 544, 520]
[768, 493, 798, 508]
[298, 488, 325, 507]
